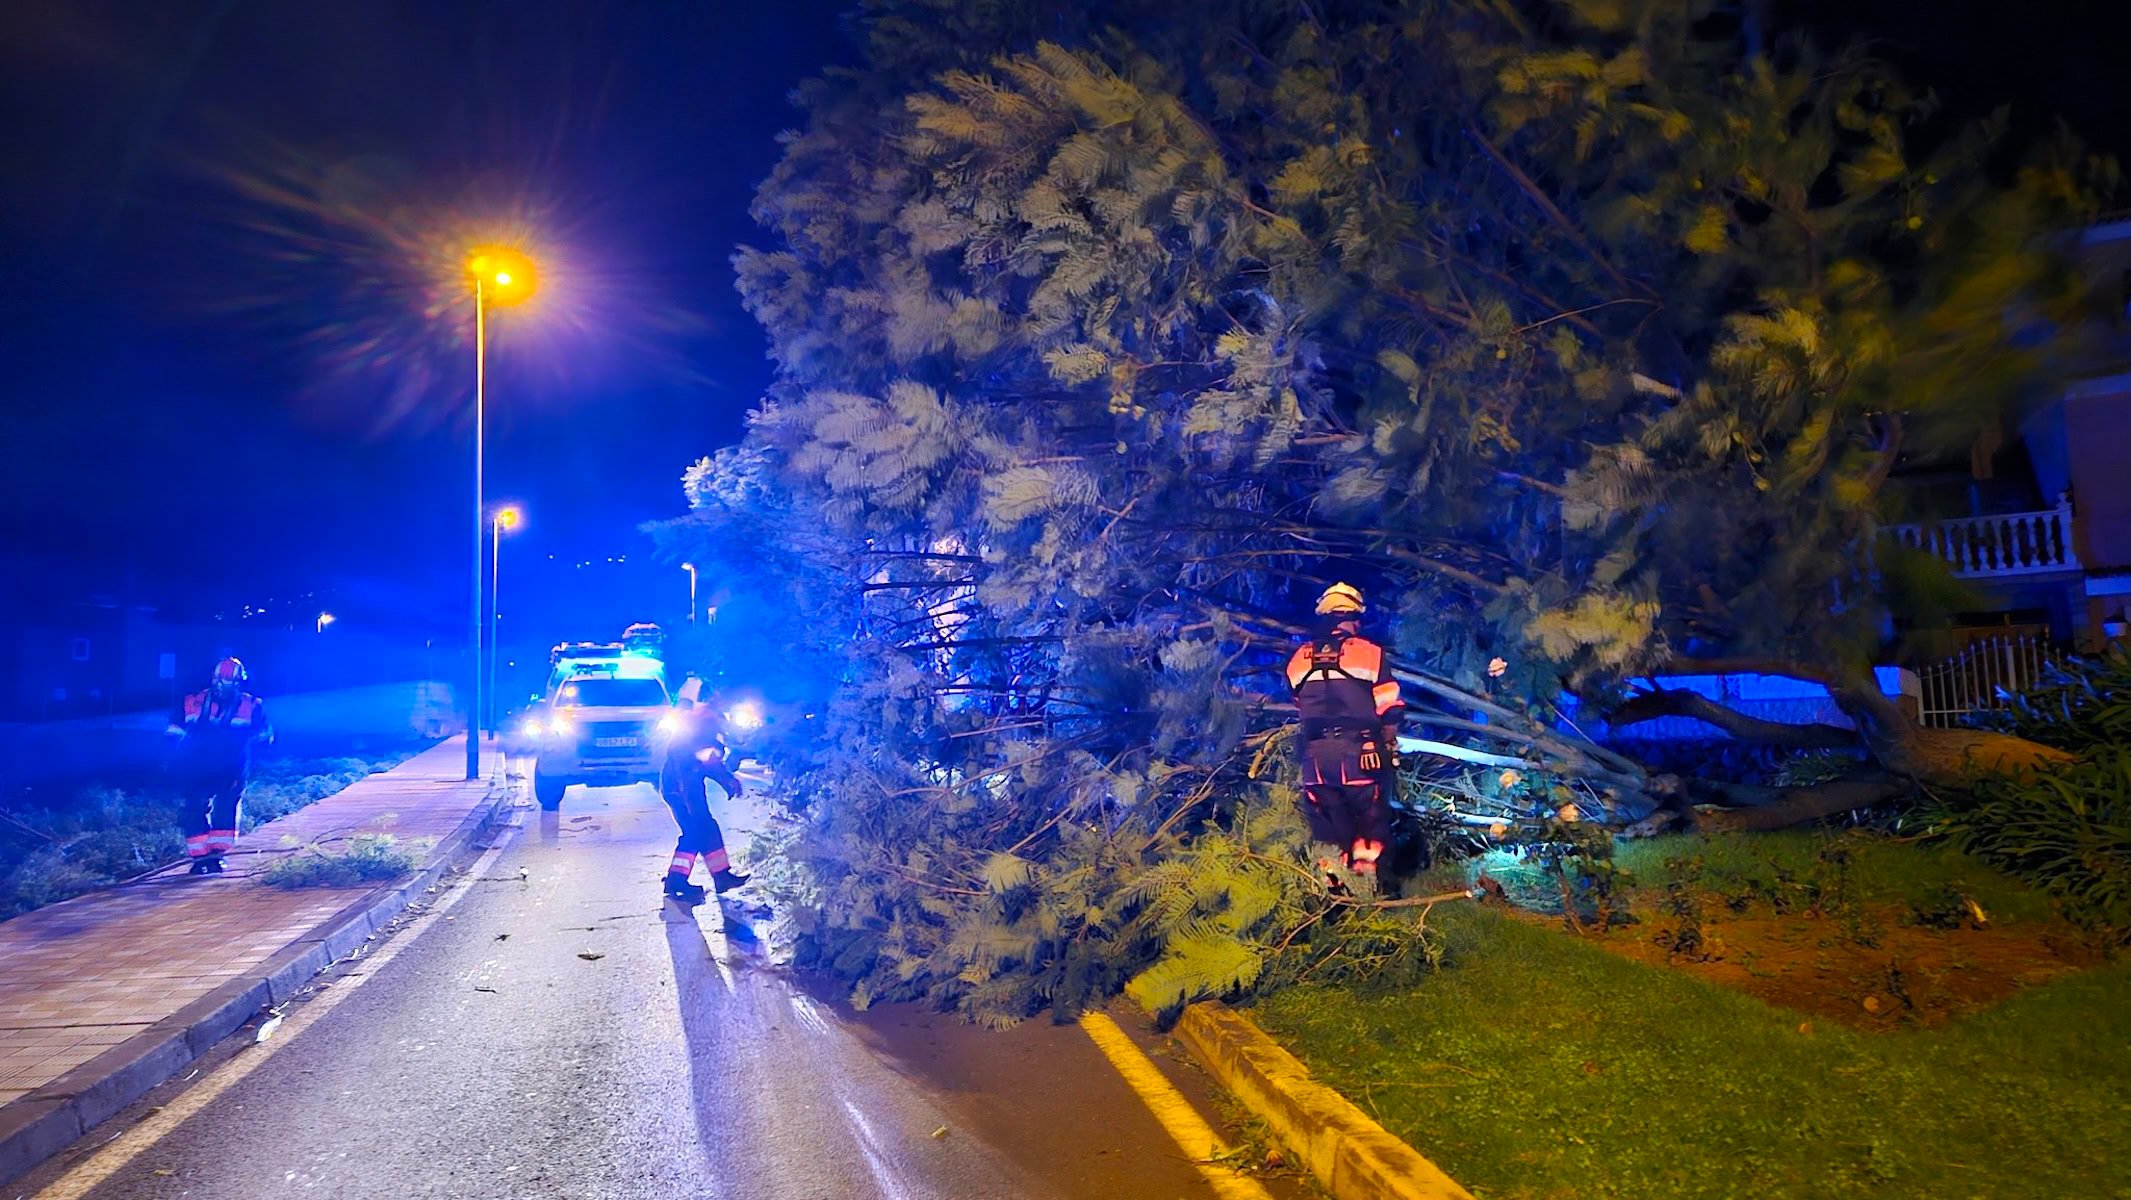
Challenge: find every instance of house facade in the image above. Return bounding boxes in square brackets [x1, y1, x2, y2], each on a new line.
[1886, 218, 2131, 656]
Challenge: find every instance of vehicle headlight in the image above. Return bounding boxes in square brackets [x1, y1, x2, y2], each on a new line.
[547, 712, 573, 734]
[656, 713, 682, 734]
[726, 701, 764, 732]
[520, 717, 543, 737]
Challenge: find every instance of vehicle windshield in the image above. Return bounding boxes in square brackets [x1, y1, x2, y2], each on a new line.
[554, 677, 668, 708]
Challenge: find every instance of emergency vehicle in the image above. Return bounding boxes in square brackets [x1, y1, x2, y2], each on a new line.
[523, 626, 675, 810]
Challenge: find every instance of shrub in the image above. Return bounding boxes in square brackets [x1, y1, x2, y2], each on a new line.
[1977, 644, 2131, 754]
[258, 834, 431, 890]
[1937, 748, 2131, 939]
[5, 847, 109, 912]
[0, 789, 186, 919]
[1, 743, 432, 922]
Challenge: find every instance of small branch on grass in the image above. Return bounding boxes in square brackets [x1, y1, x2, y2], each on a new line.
[1338, 888, 1481, 912]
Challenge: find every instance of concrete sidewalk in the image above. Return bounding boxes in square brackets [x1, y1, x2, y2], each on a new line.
[0, 738, 512, 1182]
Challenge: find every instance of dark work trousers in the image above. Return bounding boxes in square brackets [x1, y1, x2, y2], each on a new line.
[660, 771, 731, 878]
[179, 771, 245, 861]
[1298, 732, 1391, 855]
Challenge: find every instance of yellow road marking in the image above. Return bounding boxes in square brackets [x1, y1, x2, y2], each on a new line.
[34, 821, 522, 1199]
[1077, 1011, 1276, 1200]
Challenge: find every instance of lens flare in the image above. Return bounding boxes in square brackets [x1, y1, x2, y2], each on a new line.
[177, 135, 708, 439]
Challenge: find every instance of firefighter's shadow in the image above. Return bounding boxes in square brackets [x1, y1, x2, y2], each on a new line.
[660, 898, 778, 1157]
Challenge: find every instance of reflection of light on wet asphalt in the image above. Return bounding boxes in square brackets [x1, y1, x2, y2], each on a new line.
[787, 993, 834, 1036]
[841, 1098, 921, 1200]
[689, 907, 934, 1200]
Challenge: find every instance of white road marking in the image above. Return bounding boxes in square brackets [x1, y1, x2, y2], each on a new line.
[33, 817, 525, 1200]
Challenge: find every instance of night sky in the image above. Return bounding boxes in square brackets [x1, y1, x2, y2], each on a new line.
[1, 0, 849, 628]
[2, 0, 2124, 632]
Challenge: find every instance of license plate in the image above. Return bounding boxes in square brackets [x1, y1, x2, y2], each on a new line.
[595, 736, 639, 748]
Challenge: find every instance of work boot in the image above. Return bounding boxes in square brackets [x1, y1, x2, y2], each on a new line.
[662, 873, 707, 903]
[189, 857, 225, 876]
[711, 868, 752, 895]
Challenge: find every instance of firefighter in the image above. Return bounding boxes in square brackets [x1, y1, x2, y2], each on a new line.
[166, 657, 274, 875]
[658, 681, 751, 903]
[1286, 583, 1405, 890]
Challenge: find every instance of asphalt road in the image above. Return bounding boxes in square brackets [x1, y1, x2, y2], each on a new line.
[22, 774, 1305, 1200]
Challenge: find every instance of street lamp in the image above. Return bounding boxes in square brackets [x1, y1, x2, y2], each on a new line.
[681, 562, 698, 625]
[464, 246, 538, 780]
[316, 612, 336, 633]
[488, 505, 522, 741]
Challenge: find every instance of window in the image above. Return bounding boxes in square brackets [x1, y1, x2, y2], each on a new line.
[555, 677, 669, 708]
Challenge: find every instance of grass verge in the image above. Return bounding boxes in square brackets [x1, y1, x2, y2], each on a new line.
[1250, 902, 2130, 1199]
[0, 743, 433, 919]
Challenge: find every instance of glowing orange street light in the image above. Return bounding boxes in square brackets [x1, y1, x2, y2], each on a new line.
[466, 247, 538, 307]
[464, 246, 539, 779]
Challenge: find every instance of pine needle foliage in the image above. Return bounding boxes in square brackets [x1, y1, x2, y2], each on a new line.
[659, 0, 2115, 1022]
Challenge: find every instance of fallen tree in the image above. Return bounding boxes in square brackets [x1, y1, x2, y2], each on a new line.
[655, 0, 2110, 1020]
[1602, 659, 2077, 831]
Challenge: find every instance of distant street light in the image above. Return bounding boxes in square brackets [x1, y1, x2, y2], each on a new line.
[488, 505, 523, 741]
[682, 562, 698, 625]
[316, 612, 336, 633]
[463, 246, 538, 780]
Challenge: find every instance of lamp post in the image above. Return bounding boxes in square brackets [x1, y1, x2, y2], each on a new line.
[464, 247, 537, 780]
[489, 506, 521, 741]
[682, 562, 698, 625]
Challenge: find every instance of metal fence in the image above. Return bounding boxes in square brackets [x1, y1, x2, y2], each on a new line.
[1915, 634, 2066, 729]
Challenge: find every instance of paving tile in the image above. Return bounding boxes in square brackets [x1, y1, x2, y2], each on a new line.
[0, 742, 498, 1104]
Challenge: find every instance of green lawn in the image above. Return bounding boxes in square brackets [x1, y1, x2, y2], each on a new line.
[1465, 829, 2064, 927]
[1609, 830, 2065, 925]
[1251, 903, 2131, 1199]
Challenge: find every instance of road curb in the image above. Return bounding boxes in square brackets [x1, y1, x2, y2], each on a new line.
[0, 774, 517, 1188]
[1175, 1001, 1474, 1200]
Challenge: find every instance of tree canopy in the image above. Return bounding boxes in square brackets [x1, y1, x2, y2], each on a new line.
[656, 0, 2115, 1023]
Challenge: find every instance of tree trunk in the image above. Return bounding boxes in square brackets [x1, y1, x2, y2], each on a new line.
[1603, 660, 2078, 833]
[1681, 774, 1909, 833]
[1608, 687, 1856, 749]
[1886, 726, 2076, 784]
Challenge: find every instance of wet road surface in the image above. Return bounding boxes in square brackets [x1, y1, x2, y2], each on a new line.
[20, 775, 1306, 1200]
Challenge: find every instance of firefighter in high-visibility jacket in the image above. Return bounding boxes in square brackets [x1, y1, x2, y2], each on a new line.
[166, 658, 274, 875]
[658, 681, 751, 904]
[1286, 583, 1404, 888]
